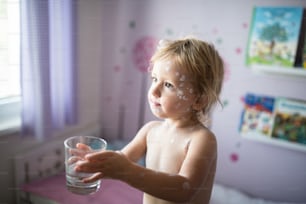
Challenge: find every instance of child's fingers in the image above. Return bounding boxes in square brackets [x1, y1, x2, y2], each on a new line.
[85, 150, 113, 161]
[69, 148, 87, 157]
[69, 143, 92, 157]
[67, 156, 83, 165]
[76, 143, 91, 151]
[82, 172, 104, 183]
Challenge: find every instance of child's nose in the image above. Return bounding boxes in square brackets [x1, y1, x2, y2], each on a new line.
[151, 83, 161, 97]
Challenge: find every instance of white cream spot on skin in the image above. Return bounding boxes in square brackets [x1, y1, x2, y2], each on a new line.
[182, 96, 188, 101]
[176, 89, 188, 101]
[177, 89, 184, 97]
[189, 88, 194, 94]
[179, 75, 186, 81]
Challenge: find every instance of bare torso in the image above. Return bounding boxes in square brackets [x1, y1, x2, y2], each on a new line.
[143, 121, 216, 204]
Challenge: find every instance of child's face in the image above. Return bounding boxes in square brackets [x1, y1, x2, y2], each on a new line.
[148, 59, 197, 120]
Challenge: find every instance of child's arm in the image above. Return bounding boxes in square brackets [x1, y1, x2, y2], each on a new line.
[76, 128, 217, 203]
[119, 121, 157, 162]
[74, 121, 153, 182]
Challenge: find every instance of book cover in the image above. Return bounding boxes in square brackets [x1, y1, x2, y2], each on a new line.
[271, 98, 306, 145]
[246, 7, 304, 67]
[239, 93, 275, 136]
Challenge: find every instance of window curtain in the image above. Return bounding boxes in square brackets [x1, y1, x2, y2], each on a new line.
[20, 0, 78, 140]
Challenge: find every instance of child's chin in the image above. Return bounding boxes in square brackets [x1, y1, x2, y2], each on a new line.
[150, 108, 163, 118]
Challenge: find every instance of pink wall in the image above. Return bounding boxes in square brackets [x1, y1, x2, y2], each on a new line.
[99, 0, 306, 202]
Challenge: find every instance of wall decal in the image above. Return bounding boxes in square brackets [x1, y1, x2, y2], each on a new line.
[222, 99, 229, 107]
[132, 36, 158, 73]
[129, 21, 136, 29]
[113, 65, 121, 72]
[165, 28, 174, 36]
[216, 38, 222, 45]
[235, 47, 242, 54]
[230, 152, 239, 162]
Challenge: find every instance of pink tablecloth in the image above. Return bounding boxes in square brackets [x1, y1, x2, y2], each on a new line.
[22, 173, 143, 204]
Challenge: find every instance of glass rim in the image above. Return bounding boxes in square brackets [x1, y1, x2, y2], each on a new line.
[64, 135, 107, 149]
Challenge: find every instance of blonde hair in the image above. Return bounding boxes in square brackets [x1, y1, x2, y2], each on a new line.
[150, 36, 224, 117]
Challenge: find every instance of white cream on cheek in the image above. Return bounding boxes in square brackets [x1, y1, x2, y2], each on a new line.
[174, 81, 195, 112]
[174, 73, 190, 101]
[160, 64, 195, 112]
[179, 75, 186, 82]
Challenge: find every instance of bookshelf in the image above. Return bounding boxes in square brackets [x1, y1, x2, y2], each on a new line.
[242, 132, 306, 153]
[241, 6, 306, 152]
[239, 94, 306, 153]
[251, 65, 306, 78]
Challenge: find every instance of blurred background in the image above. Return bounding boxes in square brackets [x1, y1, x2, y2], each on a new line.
[0, 0, 305, 203]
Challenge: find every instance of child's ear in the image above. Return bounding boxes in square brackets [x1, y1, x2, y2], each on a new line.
[192, 95, 206, 111]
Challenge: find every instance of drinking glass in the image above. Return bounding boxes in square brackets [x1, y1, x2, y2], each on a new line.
[64, 136, 107, 195]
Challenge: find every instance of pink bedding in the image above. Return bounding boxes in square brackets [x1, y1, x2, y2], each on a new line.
[21, 173, 301, 204]
[21, 173, 143, 204]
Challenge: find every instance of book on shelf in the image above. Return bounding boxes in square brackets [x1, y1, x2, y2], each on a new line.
[302, 10, 306, 68]
[304, 41, 306, 68]
[271, 97, 306, 145]
[239, 93, 275, 136]
[246, 6, 304, 68]
[303, 36, 306, 68]
[294, 8, 306, 68]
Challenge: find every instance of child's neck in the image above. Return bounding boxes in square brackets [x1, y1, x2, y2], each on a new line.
[164, 116, 201, 129]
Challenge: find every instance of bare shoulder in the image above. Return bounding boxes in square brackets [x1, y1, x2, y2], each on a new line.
[140, 120, 162, 132]
[190, 124, 216, 140]
[144, 120, 162, 127]
[188, 125, 217, 155]
[131, 120, 162, 142]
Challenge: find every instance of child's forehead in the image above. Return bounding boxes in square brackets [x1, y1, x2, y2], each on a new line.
[152, 60, 189, 75]
[151, 60, 196, 85]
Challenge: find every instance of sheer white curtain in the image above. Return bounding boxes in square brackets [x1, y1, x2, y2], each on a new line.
[20, 0, 78, 140]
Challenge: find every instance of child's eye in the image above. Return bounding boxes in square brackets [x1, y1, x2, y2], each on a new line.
[164, 82, 174, 88]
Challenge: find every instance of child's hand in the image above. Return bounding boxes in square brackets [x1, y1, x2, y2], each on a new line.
[75, 150, 131, 183]
[67, 143, 93, 166]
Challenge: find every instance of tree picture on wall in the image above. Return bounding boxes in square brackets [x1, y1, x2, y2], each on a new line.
[246, 7, 304, 67]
